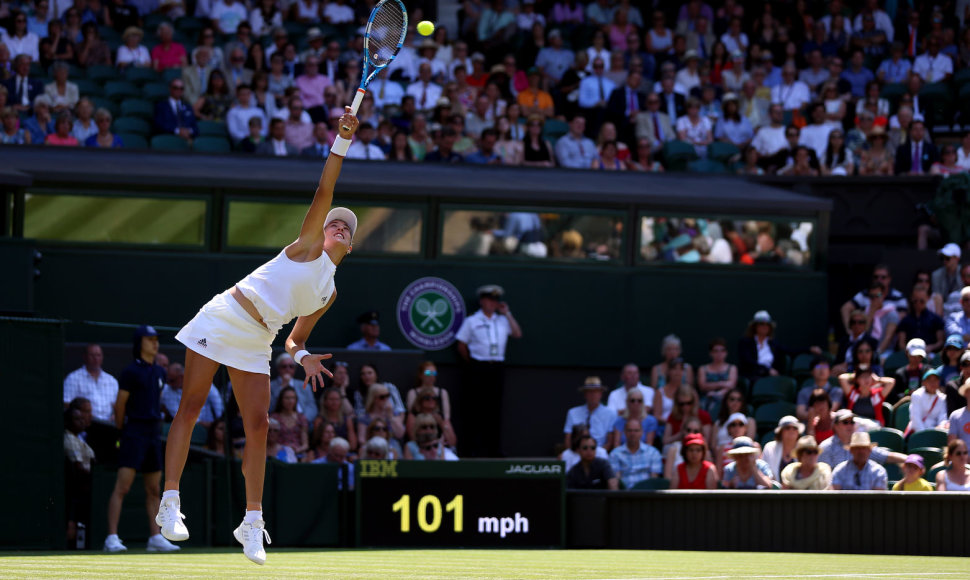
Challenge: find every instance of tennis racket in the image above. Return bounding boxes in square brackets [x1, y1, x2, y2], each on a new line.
[343, 0, 408, 131]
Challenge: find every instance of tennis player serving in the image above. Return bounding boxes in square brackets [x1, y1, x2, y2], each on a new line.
[156, 108, 360, 565]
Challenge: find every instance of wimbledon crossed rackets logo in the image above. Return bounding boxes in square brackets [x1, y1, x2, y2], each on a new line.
[397, 277, 465, 350]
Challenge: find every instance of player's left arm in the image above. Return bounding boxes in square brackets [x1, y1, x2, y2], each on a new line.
[286, 290, 338, 391]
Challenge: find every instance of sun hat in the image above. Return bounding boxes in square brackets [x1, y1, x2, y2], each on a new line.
[726, 436, 759, 456]
[726, 412, 748, 426]
[845, 431, 877, 449]
[579, 376, 605, 392]
[791, 435, 819, 458]
[774, 415, 805, 435]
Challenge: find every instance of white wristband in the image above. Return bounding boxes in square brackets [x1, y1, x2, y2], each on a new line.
[294, 349, 311, 366]
[331, 136, 351, 157]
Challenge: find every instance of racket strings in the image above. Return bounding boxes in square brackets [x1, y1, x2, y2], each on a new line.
[367, 3, 406, 67]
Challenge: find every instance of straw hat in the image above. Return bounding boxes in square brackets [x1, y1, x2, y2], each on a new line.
[123, 26, 144, 41]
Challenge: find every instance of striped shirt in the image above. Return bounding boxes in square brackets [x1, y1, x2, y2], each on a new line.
[609, 443, 663, 489]
[831, 459, 888, 490]
[63, 367, 119, 422]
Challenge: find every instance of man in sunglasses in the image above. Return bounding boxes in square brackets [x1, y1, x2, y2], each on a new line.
[566, 435, 617, 490]
[945, 287, 970, 347]
[818, 409, 906, 470]
[840, 264, 908, 334]
[896, 287, 945, 354]
[890, 338, 929, 406]
[828, 431, 887, 490]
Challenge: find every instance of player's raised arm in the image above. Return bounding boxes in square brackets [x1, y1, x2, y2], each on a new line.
[297, 108, 359, 247]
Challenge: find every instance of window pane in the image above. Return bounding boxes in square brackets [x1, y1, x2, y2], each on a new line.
[226, 201, 422, 254]
[638, 216, 813, 267]
[441, 209, 623, 261]
[23, 193, 206, 245]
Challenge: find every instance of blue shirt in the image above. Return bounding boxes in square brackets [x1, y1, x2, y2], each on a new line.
[945, 312, 970, 339]
[535, 47, 575, 82]
[465, 151, 502, 165]
[877, 58, 912, 84]
[609, 443, 663, 488]
[119, 358, 165, 422]
[830, 459, 888, 490]
[346, 338, 391, 351]
[840, 67, 875, 98]
[555, 133, 597, 169]
[612, 415, 660, 445]
[161, 384, 224, 424]
[563, 403, 617, 446]
[722, 458, 774, 489]
[714, 116, 754, 146]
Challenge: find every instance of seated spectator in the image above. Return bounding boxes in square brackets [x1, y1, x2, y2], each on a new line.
[737, 145, 763, 175]
[44, 62, 77, 113]
[313, 386, 357, 451]
[942, 265, 970, 319]
[798, 102, 833, 162]
[609, 418, 663, 488]
[913, 36, 952, 84]
[722, 436, 774, 489]
[566, 435, 618, 490]
[750, 104, 787, 162]
[838, 365, 894, 425]
[151, 22, 187, 72]
[361, 436, 392, 460]
[465, 128, 502, 165]
[719, 17, 748, 55]
[896, 287, 945, 353]
[357, 383, 405, 447]
[846, 110, 874, 157]
[226, 85, 266, 143]
[387, 130, 413, 161]
[1, 106, 28, 144]
[306, 421, 335, 463]
[761, 416, 804, 480]
[554, 115, 597, 169]
[425, 126, 463, 163]
[829, 432, 888, 490]
[311, 437, 355, 489]
[64, 406, 95, 548]
[946, 355, 970, 415]
[846, 331, 883, 375]
[894, 120, 938, 176]
[891, 338, 929, 405]
[411, 431, 459, 461]
[606, 363, 654, 414]
[939, 335, 966, 384]
[161, 362, 223, 428]
[560, 425, 609, 472]
[671, 433, 717, 489]
[204, 418, 230, 457]
[820, 129, 854, 176]
[77, 22, 111, 67]
[713, 412, 751, 469]
[239, 116, 266, 153]
[23, 95, 55, 144]
[407, 62, 443, 113]
[819, 409, 907, 469]
[629, 137, 664, 172]
[697, 337, 738, 414]
[494, 117, 523, 165]
[663, 385, 712, 450]
[563, 376, 617, 448]
[182, 47, 215, 106]
[265, 417, 297, 463]
[345, 122, 386, 160]
[212, 0, 248, 35]
[116, 26, 150, 69]
[651, 334, 695, 392]
[770, 64, 810, 113]
[930, 145, 965, 177]
[805, 389, 835, 443]
[937, 439, 970, 491]
[676, 97, 713, 157]
[608, 388, 658, 451]
[714, 93, 753, 148]
[893, 454, 934, 491]
[857, 126, 895, 176]
[270, 386, 309, 458]
[71, 99, 96, 143]
[780, 435, 831, 490]
[799, 50, 829, 94]
[797, 358, 843, 419]
[737, 310, 787, 381]
[518, 67, 553, 119]
[908, 367, 948, 432]
[256, 118, 297, 156]
[193, 70, 232, 122]
[591, 140, 624, 170]
[405, 388, 456, 448]
[193, 27, 225, 73]
[777, 145, 819, 176]
[635, 92, 675, 154]
[45, 111, 78, 146]
[63, 344, 118, 424]
[154, 79, 199, 141]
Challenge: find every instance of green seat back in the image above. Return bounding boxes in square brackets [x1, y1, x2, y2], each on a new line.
[883, 351, 909, 375]
[86, 64, 119, 82]
[120, 99, 155, 121]
[104, 80, 141, 101]
[193, 136, 231, 153]
[893, 401, 910, 431]
[151, 134, 191, 151]
[116, 132, 149, 149]
[868, 428, 905, 453]
[541, 119, 569, 141]
[143, 82, 172, 102]
[707, 141, 740, 164]
[74, 79, 105, 98]
[908, 446, 944, 471]
[198, 120, 229, 137]
[754, 401, 797, 434]
[89, 96, 120, 118]
[751, 376, 797, 404]
[907, 429, 948, 452]
[113, 116, 152, 136]
[630, 477, 670, 490]
[162, 68, 183, 84]
[190, 423, 209, 445]
[686, 158, 727, 173]
[125, 66, 160, 86]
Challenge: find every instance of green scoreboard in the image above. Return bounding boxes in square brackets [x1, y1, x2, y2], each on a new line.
[355, 460, 565, 547]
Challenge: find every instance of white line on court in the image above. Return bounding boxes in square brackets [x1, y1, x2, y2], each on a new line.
[592, 573, 965, 580]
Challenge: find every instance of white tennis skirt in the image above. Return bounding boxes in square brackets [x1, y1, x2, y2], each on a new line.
[175, 290, 275, 375]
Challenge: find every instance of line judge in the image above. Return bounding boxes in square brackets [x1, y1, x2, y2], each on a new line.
[455, 284, 522, 458]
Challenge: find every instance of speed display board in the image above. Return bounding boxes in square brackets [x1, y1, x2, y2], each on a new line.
[355, 460, 564, 547]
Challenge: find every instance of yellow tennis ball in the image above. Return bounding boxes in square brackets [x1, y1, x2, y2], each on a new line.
[417, 20, 435, 36]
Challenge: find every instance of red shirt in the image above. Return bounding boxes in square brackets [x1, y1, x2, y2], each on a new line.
[151, 42, 187, 70]
[666, 410, 712, 436]
[677, 460, 714, 489]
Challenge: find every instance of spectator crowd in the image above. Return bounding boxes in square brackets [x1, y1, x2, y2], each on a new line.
[4, 0, 970, 174]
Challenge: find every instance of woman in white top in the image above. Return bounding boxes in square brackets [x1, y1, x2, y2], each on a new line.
[585, 31, 610, 72]
[646, 10, 673, 54]
[674, 51, 701, 94]
[157, 109, 361, 565]
[116, 26, 151, 68]
[936, 439, 970, 491]
[676, 97, 714, 158]
[760, 415, 803, 480]
[6, 11, 40, 62]
[956, 131, 970, 170]
[44, 61, 79, 112]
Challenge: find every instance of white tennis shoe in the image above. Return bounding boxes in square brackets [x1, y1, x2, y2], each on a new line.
[146, 533, 180, 552]
[103, 534, 127, 552]
[233, 519, 271, 565]
[156, 497, 190, 541]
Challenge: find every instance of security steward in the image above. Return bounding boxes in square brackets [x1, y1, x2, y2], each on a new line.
[455, 285, 522, 457]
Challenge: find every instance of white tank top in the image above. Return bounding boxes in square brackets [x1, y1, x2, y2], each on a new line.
[944, 468, 970, 492]
[235, 249, 336, 335]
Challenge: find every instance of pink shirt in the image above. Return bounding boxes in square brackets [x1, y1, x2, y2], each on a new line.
[295, 74, 331, 109]
[46, 134, 79, 146]
[151, 42, 187, 70]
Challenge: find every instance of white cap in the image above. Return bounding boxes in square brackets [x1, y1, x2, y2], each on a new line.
[726, 412, 748, 425]
[939, 243, 962, 258]
[752, 310, 772, 323]
[906, 338, 927, 358]
[326, 207, 357, 240]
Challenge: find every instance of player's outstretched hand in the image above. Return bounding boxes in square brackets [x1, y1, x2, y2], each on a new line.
[338, 107, 359, 139]
[302, 353, 334, 392]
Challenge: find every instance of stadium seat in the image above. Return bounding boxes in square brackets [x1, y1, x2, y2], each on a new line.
[105, 80, 141, 101]
[144, 14, 172, 31]
[790, 353, 817, 381]
[198, 120, 229, 137]
[116, 132, 149, 149]
[908, 447, 943, 470]
[892, 401, 910, 432]
[882, 402, 893, 427]
[883, 351, 909, 375]
[98, 25, 121, 42]
[630, 478, 669, 490]
[113, 116, 152, 136]
[754, 401, 797, 434]
[707, 141, 740, 165]
[162, 67, 183, 84]
[907, 429, 948, 452]
[161, 422, 172, 437]
[880, 83, 907, 112]
[661, 140, 698, 171]
[190, 423, 208, 445]
[541, 119, 569, 142]
[284, 21, 308, 38]
[74, 79, 104, 98]
[125, 66, 160, 86]
[918, 82, 954, 128]
[925, 464, 945, 483]
[193, 136, 231, 153]
[884, 462, 903, 483]
[175, 16, 205, 34]
[51, 63, 84, 80]
[750, 376, 796, 404]
[760, 431, 775, 447]
[89, 96, 120, 118]
[143, 82, 172, 102]
[120, 99, 155, 121]
[86, 64, 119, 82]
[151, 134, 191, 151]
[868, 428, 904, 453]
[686, 159, 727, 173]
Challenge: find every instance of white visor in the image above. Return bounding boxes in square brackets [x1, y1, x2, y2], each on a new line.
[326, 207, 358, 241]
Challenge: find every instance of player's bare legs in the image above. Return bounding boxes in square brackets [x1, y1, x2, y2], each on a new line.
[227, 366, 272, 565]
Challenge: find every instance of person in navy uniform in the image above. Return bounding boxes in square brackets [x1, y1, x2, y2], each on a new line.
[103, 325, 179, 553]
[346, 310, 391, 351]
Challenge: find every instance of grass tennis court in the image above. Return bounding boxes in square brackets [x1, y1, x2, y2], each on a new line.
[0, 548, 965, 579]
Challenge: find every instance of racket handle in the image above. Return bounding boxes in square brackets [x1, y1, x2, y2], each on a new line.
[350, 89, 366, 116]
